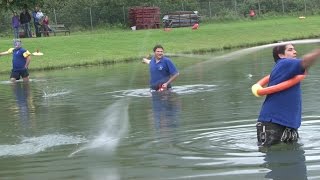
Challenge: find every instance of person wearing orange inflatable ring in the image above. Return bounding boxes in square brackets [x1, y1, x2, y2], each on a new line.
[256, 44, 320, 147]
[142, 45, 179, 92]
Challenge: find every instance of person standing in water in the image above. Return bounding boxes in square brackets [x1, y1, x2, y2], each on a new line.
[256, 44, 320, 147]
[142, 44, 179, 91]
[0, 39, 31, 82]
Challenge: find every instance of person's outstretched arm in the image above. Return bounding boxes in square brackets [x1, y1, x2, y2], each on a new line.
[301, 48, 320, 69]
[0, 49, 13, 56]
[142, 58, 151, 64]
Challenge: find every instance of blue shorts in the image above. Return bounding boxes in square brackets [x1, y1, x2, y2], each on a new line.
[10, 69, 29, 80]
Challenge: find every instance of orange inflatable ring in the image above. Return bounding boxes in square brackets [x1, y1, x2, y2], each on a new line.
[251, 73, 306, 97]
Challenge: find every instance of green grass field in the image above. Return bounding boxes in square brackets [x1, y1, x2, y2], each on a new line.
[0, 15, 319, 74]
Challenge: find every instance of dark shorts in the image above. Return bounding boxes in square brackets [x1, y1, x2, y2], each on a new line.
[256, 121, 299, 147]
[10, 69, 29, 80]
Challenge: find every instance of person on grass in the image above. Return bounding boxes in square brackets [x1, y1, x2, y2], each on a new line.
[20, 6, 32, 38]
[12, 11, 20, 39]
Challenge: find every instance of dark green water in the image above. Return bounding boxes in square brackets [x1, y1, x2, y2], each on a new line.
[0, 40, 320, 179]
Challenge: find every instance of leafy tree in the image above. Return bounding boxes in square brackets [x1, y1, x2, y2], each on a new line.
[1, 0, 320, 33]
[0, 0, 43, 12]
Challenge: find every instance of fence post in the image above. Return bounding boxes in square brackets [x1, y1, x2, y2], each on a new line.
[123, 6, 126, 25]
[303, 0, 307, 15]
[209, 1, 212, 19]
[54, 8, 57, 25]
[258, 0, 261, 15]
[90, 7, 93, 31]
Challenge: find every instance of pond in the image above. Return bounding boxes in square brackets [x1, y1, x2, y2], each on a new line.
[0, 40, 320, 179]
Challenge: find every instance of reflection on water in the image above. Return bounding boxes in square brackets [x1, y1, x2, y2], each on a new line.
[0, 82, 87, 157]
[151, 91, 180, 130]
[11, 82, 35, 134]
[261, 144, 307, 180]
[149, 91, 181, 148]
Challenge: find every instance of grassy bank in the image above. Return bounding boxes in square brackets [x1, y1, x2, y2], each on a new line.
[0, 15, 319, 74]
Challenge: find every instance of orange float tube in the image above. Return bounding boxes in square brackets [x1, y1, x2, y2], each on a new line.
[251, 73, 306, 97]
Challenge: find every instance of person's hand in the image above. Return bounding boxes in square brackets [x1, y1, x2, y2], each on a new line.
[142, 58, 150, 64]
[161, 83, 168, 90]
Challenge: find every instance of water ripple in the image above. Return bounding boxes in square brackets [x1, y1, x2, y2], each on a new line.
[126, 115, 320, 179]
[106, 84, 217, 98]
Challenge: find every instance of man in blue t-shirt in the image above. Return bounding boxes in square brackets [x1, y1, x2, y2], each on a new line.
[142, 44, 179, 91]
[256, 44, 320, 147]
[0, 39, 31, 82]
[32, 6, 42, 37]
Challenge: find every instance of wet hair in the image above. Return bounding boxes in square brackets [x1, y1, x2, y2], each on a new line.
[272, 44, 288, 62]
[153, 44, 164, 52]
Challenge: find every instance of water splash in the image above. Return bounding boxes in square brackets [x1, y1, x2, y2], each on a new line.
[0, 79, 46, 85]
[42, 89, 72, 98]
[173, 39, 320, 62]
[174, 84, 217, 95]
[68, 99, 130, 157]
[106, 84, 217, 98]
[180, 38, 320, 72]
[216, 39, 320, 60]
[0, 134, 85, 157]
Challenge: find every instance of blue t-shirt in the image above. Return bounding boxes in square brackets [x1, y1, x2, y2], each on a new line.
[12, 48, 28, 70]
[32, 11, 39, 23]
[258, 58, 305, 129]
[149, 56, 178, 89]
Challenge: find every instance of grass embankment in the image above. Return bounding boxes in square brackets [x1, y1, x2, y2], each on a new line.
[0, 16, 319, 74]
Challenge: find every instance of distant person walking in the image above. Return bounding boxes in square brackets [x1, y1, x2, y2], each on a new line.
[19, 6, 32, 38]
[12, 11, 20, 39]
[142, 44, 179, 91]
